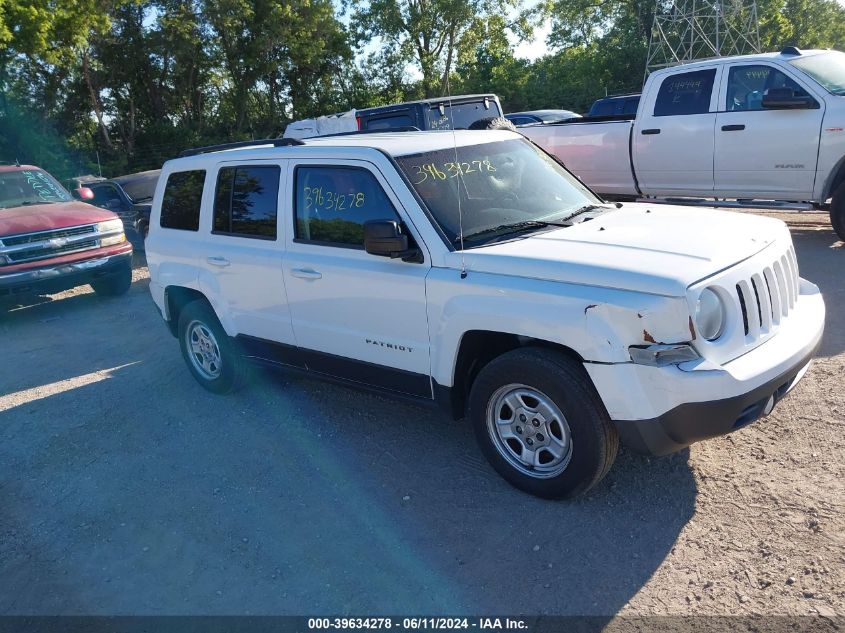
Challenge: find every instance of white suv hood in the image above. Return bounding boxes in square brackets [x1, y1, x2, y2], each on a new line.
[454, 204, 790, 296]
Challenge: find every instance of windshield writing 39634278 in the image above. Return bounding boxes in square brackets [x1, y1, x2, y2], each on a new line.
[409, 160, 497, 184]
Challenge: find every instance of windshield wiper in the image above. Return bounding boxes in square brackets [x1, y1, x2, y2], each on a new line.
[557, 204, 611, 224]
[458, 220, 567, 245]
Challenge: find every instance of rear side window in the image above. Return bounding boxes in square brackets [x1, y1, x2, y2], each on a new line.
[160, 170, 205, 231]
[213, 165, 280, 239]
[294, 166, 399, 247]
[364, 114, 413, 130]
[428, 100, 499, 130]
[590, 100, 615, 116]
[654, 69, 716, 116]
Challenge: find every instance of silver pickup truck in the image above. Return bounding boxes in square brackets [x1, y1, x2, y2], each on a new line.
[522, 48, 845, 240]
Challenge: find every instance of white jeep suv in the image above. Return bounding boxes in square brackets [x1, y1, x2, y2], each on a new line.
[146, 131, 825, 499]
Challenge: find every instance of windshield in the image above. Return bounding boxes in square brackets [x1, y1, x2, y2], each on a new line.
[0, 169, 72, 210]
[789, 51, 845, 96]
[118, 172, 160, 203]
[395, 138, 604, 247]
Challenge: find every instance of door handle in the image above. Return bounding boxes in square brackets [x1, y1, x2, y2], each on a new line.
[291, 268, 322, 280]
[721, 124, 746, 132]
[641, 128, 661, 135]
[206, 256, 230, 267]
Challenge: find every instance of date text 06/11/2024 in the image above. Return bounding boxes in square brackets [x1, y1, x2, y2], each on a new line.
[307, 617, 528, 630]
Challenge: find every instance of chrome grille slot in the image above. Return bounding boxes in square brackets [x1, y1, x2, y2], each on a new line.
[0, 224, 102, 266]
[7, 239, 99, 263]
[2, 224, 95, 247]
[735, 283, 749, 335]
[751, 273, 771, 331]
[763, 267, 781, 325]
[736, 279, 760, 337]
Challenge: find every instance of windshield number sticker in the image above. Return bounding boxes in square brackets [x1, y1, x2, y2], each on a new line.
[21, 171, 68, 202]
[304, 186, 365, 213]
[411, 160, 496, 184]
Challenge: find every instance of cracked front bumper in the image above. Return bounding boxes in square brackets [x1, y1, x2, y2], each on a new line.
[585, 278, 825, 455]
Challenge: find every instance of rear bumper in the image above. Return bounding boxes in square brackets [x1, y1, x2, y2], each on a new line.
[586, 278, 825, 455]
[0, 250, 132, 299]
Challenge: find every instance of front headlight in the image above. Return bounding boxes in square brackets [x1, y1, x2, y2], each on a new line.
[97, 219, 126, 246]
[97, 218, 124, 234]
[695, 287, 725, 341]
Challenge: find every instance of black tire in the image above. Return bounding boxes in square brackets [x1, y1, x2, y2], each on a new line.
[468, 348, 618, 499]
[468, 116, 518, 132]
[178, 300, 250, 394]
[831, 183, 845, 241]
[91, 264, 132, 297]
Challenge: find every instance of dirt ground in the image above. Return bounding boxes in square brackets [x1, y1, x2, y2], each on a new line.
[0, 212, 842, 617]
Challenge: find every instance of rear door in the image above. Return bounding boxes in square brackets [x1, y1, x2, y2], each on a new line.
[714, 63, 824, 199]
[633, 66, 720, 195]
[197, 160, 295, 346]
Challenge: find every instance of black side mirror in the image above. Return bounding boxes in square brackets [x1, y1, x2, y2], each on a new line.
[762, 87, 816, 110]
[363, 220, 422, 263]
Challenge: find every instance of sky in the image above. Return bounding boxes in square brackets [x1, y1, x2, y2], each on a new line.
[514, 19, 553, 61]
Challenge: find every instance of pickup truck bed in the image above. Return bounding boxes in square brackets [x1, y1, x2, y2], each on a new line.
[521, 118, 637, 197]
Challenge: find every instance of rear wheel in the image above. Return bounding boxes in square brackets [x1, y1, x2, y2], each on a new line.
[468, 348, 618, 499]
[178, 300, 249, 394]
[91, 264, 132, 297]
[831, 183, 845, 241]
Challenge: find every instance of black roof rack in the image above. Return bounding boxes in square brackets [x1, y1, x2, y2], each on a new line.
[316, 126, 422, 139]
[781, 46, 802, 56]
[179, 138, 304, 158]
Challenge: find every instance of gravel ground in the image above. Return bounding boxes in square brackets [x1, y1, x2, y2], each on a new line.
[0, 214, 842, 617]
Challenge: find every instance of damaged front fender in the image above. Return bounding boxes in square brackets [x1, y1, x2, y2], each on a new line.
[584, 297, 693, 362]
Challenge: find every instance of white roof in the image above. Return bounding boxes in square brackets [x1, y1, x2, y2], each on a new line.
[164, 130, 521, 171]
[649, 49, 832, 77]
[303, 130, 519, 156]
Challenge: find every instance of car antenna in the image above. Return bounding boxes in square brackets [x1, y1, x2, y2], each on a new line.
[444, 73, 467, 279]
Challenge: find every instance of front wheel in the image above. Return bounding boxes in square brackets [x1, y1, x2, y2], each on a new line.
[468, 348, 618, 499]
[178, 300, 249, 394]
[831, 183, 845, 241]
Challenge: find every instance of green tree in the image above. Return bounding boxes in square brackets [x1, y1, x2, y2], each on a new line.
[350, 0, 526, 98]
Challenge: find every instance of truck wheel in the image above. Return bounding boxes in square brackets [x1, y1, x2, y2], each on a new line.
[468, 116, 517, 132]
[91, 265, 132, 297]
[468, 348, 618, 499]
[178, 300, 249, 394]
[831, 183, 845, 241]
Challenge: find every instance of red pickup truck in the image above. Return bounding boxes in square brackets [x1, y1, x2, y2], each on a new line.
[0, 165, 133, 303]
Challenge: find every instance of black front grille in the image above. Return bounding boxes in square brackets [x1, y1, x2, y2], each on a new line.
[3, 225, 96, 247]
[7, 239, 99, 263]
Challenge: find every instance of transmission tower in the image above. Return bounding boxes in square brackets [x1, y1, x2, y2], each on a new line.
[646, 0, 761, 73]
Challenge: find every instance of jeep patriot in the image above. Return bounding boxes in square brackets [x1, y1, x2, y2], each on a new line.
[146, 132, 825, 498]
